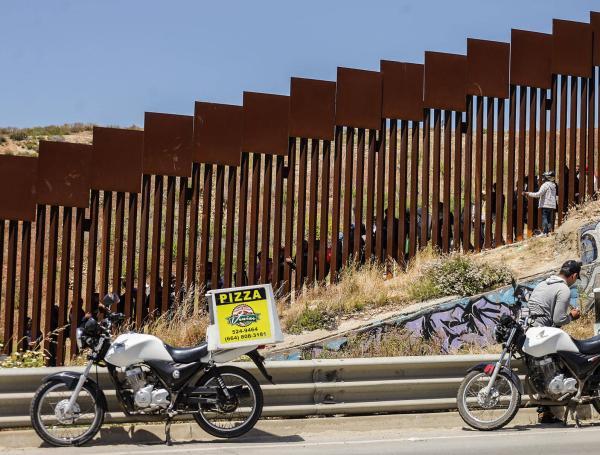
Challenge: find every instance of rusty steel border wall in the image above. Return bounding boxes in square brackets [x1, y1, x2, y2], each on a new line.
[1, 13, 600, 364]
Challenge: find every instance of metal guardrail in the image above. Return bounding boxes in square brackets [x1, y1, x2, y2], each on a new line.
[0, 355, 503, 428]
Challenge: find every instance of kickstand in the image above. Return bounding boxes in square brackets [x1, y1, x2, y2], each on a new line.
[564, 403, 581, 428]
[562, 405, 569, 426]
[165, 416, 172, 446]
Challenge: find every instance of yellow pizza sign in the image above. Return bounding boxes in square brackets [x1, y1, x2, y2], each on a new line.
[208, 284, 283, 349]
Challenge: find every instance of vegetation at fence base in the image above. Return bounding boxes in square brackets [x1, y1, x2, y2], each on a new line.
[0, 343, 46, 368]
[141, 286, 209, 347]
[283, 248, 514, 334]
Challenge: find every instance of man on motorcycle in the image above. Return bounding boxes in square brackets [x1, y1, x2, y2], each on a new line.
[527, 259, 582, 423]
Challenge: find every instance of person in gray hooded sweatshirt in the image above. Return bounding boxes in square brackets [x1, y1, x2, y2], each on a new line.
[523, 171, 558, 235]
[527, 259, 582, 423]
[528, 260, 581, 328]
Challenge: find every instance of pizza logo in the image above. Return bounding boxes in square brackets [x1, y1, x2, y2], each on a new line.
[226, 304, 260, 327]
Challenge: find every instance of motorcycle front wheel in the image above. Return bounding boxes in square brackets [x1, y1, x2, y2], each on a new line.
[193, 365, 263, 438]
[30, 381, 104, 446]
[457, 370, 521, 431]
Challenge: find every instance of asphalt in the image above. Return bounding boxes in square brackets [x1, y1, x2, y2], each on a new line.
[4, 409, 597, 454]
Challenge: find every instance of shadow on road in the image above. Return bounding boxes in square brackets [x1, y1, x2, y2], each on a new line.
[459, 420, 600, 433]
[176, 428, 305, 445]
[38, 426, 305, 448]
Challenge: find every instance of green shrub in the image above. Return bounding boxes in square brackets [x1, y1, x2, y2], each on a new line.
[408, 254, 513, 301]
[287, 306, 334, 334]
[0, 135, 7, 144]
[9, 131, 28, 141]
[406, 275, 439, 301]
[24, 139, 39, 151]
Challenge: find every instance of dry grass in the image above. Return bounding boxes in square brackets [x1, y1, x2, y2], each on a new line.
[282, 261, 391, 334]
[563, 310, 596, 340]
[140, 288, 209, 347]
[313, 326, 502, 359]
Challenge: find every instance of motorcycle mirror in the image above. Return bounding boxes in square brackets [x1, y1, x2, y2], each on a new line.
[102, 292, 120, 308]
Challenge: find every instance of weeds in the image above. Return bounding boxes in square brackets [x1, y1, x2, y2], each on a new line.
[140, 287, 209, 347]
[1, 286, 210, 368]
[283, 261, 390, 333]
[24, 139, 39, 151]
[0, 341, 46, 368]
[287, 307, 335, 334]
[312, 326, 500, 358]
[407, 254, 513, 302]
[0, 348, 46, 368]
[564, 310, 595, 340]
[344, 327, 446, 357]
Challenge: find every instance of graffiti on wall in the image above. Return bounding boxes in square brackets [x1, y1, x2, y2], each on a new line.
[400, 283, 533, 351]
[399, 220, 600, 351]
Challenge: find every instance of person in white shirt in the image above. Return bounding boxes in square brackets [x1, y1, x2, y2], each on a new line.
[523, 171, 557, 235]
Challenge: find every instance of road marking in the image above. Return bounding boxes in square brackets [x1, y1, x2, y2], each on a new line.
[82, 426, 600, 455]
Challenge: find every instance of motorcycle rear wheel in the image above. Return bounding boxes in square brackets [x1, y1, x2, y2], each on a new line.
[193, 365, 263, 438]
[457, 370, 521, 431]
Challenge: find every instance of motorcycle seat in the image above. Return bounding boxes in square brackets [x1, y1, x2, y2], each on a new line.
[571, 334, 600, 355]
[164, 342, 209, 364]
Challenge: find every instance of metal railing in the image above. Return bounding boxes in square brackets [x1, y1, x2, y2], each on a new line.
[0, 355, 501, 428]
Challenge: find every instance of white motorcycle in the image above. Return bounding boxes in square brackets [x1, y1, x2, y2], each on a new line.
[30, 303, 273, 446]
[457, 280, 600, 430]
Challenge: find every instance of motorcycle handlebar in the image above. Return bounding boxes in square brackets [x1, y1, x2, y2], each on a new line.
[108, 312, 125, 322]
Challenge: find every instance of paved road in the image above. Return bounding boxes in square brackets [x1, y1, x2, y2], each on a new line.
[4, 413, 600, 455]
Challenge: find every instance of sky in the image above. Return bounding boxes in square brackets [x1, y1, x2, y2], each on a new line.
[1, 0, 598, 128]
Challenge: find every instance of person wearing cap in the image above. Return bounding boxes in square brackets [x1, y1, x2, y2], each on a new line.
[523, 171, 557, 236]
[528, 260, 581, 328]
[527, 259, 582, 423]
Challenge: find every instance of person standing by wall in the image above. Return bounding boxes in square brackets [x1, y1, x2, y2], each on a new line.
[523, 171, 557, 236]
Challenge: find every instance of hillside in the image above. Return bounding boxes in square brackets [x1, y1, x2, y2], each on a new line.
[273, 199, 599, 355]
[0, 124, 94, 156]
